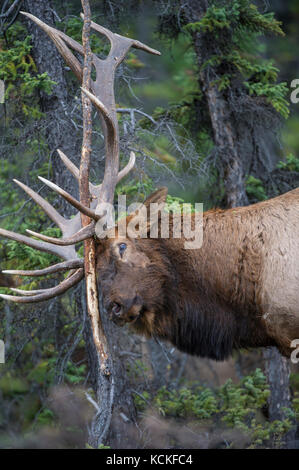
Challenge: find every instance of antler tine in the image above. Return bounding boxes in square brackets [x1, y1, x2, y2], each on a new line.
[80, 14, 114, 44]
[2, 259, 83, 276]
[14, 175, 85, 239]
[0, 269, 84, 303]
[81, 14, 161, 57]
[117, 151, 136, 183]
[91, 151, 136, 194]
[131, 39, 161, 56]
[0, 228, 74, 261]
[38, 176, 99, 221]
[81, 87, 116, 141]
[20, 11, 84, 82]
[13, 179, 67, 232]
[81, 87, 118, 215]
[10, 288, 47, 296]
[12, 177, 90, 251]
[26, 222, 95, 246]
[90, 150, 136, 198]
[57, 149, 80, 181]
[58, 149, 136, 198]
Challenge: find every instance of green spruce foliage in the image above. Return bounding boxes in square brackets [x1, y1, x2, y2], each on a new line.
[134, 368, 295, 448]
[0, 23, 56, 118]
[154, 0, 289, 165]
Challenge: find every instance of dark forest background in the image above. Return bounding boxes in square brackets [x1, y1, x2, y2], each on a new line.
[0, 0, 298, 449]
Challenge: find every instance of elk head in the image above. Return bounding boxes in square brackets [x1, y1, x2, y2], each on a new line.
[95, 187, 169, 334]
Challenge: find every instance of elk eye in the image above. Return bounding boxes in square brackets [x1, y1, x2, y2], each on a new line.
[119, 243, 127, 257]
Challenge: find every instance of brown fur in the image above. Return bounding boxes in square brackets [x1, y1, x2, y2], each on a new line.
[96, 187, 299, 360]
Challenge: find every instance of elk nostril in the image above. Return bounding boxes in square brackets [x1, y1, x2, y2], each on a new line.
[129, 315, 135, 321]
[112, 302, 122, 315]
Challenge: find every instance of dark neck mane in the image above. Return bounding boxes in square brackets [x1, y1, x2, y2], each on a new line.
[163, 293, 275, 360]
[154, 240, 274, 360]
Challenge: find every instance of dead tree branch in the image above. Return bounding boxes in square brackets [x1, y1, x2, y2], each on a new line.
[80, 0, 110, 376]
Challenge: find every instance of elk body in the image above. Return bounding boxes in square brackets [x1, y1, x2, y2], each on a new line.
[96, 187, 299, 360]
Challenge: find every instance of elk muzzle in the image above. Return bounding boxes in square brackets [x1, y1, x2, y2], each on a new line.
[108, 295, 143, 326]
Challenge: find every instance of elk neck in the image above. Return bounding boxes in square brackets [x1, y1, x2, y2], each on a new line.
[145, 208, 275, 360]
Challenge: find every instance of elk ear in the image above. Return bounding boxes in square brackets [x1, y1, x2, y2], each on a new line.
[126, 187, 168, 239]
[143, 187, 168, 235]
[143, 187, 168, 210]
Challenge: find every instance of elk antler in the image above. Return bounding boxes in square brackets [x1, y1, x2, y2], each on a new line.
[0, 149, 135, 301]
[20, 10, 160, 211]
[0, 12, 160, 303]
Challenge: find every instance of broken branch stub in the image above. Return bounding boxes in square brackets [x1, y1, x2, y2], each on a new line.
[80, 1, 110, 375]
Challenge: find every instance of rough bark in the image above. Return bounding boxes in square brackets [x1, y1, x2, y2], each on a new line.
[263, 348, 297, 447]
[182, 0, 248, 208]
[23, 0, 81, 204]
[263, 347, 293, 420]
[202, 85, 248, 207]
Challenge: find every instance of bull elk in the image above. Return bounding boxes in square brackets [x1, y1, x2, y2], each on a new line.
[96, 186, 299, 360]
[0, 12, 298, 364]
